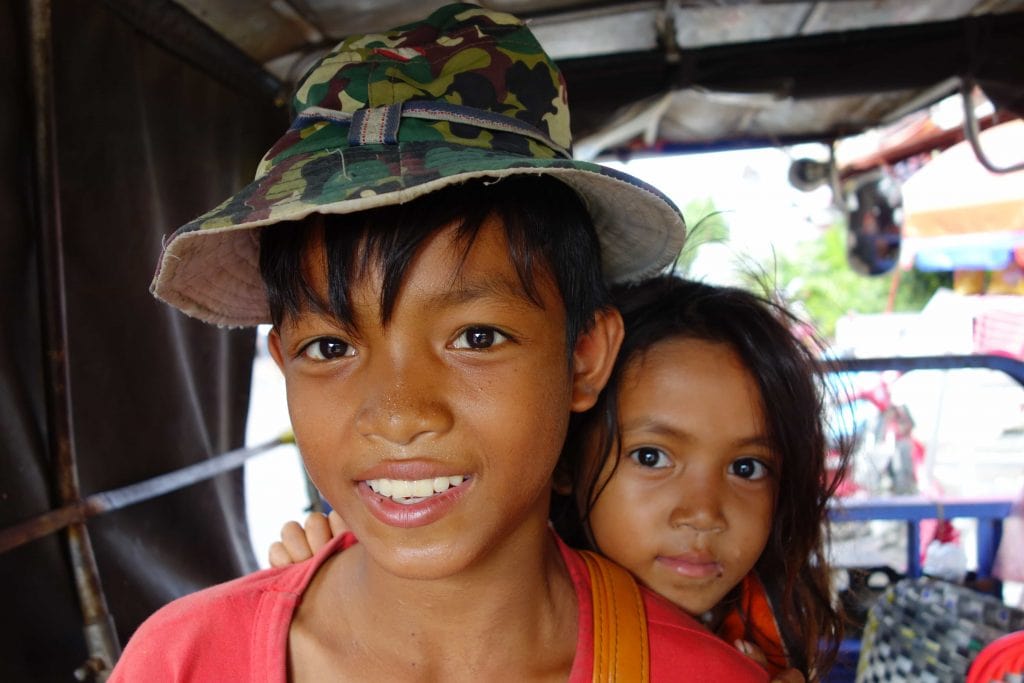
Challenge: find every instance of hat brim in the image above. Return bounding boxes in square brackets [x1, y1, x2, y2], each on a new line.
[151, 142, 685, 327]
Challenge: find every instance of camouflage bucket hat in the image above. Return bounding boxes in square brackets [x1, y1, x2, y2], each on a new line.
[151, 2, 686, 326]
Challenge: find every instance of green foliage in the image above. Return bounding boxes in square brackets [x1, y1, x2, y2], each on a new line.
[676, 197, 730, 274]
[770, 223, 951, 339]
[667, 196, 949, 340]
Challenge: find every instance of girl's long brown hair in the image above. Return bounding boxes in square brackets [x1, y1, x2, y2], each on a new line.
[552, 275, 849, 679]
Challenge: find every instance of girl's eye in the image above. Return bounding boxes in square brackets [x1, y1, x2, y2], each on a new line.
[301, 337, 354, 361]
[452, 326, 509, 350]
[729, 457, 770, 480]
[628, 447, 671, 469]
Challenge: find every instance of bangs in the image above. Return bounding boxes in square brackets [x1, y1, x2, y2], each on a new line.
[259, 176, 608, 351]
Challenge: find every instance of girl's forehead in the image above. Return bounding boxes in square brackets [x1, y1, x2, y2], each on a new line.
[618, 337, 771, 440]
[624, 337, 743, 379]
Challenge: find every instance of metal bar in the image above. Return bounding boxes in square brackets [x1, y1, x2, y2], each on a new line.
[838, 107, 1004, 179]
[0, 436, 290, 556]
[829, 497, 1015, 522]
[30, 0, 73, 521]
[960, 78, 1024, 174]
[28, 3, 120, 676]
[597, 133, 839, 162]
[829, 354, 1024, 389]
[976, 519, 1002, 578]
[907, 520, 921, 577]
[88, 436, 288, 512]
[270, 0, 324, 44]
[99, 0, 283, 103]
[677, 13, 1024, 98]
[829, 497, 1015, 579]
[0, 503, 87, 555]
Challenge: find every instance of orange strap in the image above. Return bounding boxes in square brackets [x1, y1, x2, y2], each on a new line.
[581, 550, 650, 682]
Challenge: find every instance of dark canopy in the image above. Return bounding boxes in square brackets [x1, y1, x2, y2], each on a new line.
[2, 1, 280, 679]
[160, 0, 1024, 152]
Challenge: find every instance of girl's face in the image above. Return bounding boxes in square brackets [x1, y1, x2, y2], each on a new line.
[586, 337, 778, 616]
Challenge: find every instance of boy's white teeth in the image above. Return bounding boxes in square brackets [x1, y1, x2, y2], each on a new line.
[367, 476, 465, 503]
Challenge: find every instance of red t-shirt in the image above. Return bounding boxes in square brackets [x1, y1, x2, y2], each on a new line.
[111, 532, 767, 681]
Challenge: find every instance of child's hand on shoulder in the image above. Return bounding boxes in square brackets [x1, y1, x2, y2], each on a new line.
[734, 640, 805, 683]
[268, 510, 348, 567]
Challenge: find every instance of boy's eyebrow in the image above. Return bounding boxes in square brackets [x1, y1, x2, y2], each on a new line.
[424, 276, 542, 310]
[280, 308, 356, 336]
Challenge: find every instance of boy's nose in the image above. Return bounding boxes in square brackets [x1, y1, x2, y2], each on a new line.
[669, 476, 726, 533]
[354, 357, 454, 445]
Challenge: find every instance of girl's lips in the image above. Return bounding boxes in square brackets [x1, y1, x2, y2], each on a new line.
[656, 553, 724, 580]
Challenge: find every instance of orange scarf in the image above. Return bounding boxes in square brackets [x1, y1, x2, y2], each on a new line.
[716, 572, 790, 678]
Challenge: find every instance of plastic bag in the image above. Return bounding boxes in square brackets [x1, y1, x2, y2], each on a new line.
[923, 539, 968, 583]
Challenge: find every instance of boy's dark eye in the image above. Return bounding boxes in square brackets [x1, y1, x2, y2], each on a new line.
[301, 337, 354, 361]
[730, 457, 769, 480]
[628, 447, 671, 469]
[453, 327, 508, 350]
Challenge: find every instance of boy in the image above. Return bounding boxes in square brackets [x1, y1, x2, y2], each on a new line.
[113, 4, 767, 680]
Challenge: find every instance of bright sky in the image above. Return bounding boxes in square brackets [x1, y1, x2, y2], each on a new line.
[602, 146, 837, 285]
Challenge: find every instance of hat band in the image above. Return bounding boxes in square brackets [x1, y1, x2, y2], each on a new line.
[349, 105, 403, 146]
[294, 103, 572, 159]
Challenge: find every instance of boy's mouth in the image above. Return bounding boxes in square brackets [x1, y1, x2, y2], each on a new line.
[365, 475, 467, 505]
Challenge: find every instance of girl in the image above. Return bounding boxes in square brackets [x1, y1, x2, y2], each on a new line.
[553, 275, 846, 680]
[272, 275, 846, 680]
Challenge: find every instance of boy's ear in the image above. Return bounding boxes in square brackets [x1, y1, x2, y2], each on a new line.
[267, 328, 286, 371]
[570, 306, 624, 412]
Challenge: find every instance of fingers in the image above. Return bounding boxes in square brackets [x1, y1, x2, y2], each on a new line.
[302, 512, 333, 554]
[734, 642, 805, 683]
[327, 509, 350, 537]
[268, 541, 293, 568]
[734, 640, 768, 667]
[267, 511, 347, 569]
[271, 519, 316, 567]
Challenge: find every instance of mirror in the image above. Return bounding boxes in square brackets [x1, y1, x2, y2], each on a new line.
[788, 157, 832, 192]
[845, 169, 903, 275]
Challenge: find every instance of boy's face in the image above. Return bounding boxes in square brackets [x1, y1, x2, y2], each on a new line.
[269, 215, 613, 580]
[585, 338, 777, 616]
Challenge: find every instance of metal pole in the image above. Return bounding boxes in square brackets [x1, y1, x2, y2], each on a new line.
[28, 1, 121, 679]
[0, 435, 292, 555]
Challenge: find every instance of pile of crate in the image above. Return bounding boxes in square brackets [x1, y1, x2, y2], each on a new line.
[856, 577, 1024, 682]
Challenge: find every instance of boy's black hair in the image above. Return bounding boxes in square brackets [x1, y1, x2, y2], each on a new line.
[258, 176, 610, 354]
[553, 275, 848, 678]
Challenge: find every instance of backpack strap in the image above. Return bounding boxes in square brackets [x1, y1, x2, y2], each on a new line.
[580, 550, 650, 682]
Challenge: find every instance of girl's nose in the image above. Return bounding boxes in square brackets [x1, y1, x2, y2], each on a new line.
[669, 475, 727, 533]
[354, 354, 454, 446]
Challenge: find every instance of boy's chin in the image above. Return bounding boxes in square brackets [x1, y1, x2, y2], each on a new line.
[356, 518, 556, 583]
[360, 539, 494, 582]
